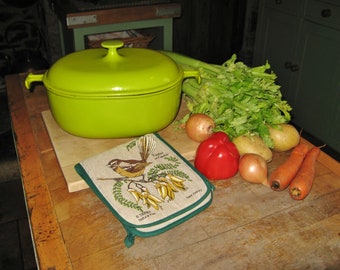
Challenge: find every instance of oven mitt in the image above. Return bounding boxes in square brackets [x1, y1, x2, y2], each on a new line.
[74, 133, 214, 247]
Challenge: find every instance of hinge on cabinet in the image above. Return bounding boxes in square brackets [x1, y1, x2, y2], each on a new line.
[284, 61, 299, 72]
[156, 6, 181, 17]
[66, 15, 98, 26]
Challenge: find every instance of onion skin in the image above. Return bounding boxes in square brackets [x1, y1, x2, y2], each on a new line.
[239, 153, 269, 186]
[185, 113, 215, 142]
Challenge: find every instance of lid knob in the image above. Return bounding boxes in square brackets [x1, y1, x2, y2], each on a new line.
[101, 40, 125, 61]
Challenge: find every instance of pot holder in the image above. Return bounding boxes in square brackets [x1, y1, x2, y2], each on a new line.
[75, 133, 214, 247]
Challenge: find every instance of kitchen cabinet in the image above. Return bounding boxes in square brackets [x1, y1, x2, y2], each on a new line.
[253, 0, 340, 156]
[172, 0, 246, 64]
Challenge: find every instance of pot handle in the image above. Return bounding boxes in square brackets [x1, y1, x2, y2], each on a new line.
[25, 73, 44, 91]
[101, 40, 124, 62]
[183, 70, 201, 84]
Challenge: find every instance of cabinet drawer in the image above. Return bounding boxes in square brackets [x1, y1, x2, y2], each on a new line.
[264, 0, 306, 16]
[306, 0, 340, 29]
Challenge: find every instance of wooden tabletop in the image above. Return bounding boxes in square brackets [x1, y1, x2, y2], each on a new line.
[6, 73, 340, 269]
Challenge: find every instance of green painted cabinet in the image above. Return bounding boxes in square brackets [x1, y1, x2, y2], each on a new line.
[253, 0, 340, 154]
[253, 6, 302, 102]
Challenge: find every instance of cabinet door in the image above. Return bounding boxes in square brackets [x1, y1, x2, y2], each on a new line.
[292, 21, 340, 152]
[253, 7, 302, 103]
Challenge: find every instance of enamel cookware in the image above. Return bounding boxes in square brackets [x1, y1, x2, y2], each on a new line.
[25, 40, 200, 138]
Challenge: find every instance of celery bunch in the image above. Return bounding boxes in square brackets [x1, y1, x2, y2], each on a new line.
[162, 51, 292, 148]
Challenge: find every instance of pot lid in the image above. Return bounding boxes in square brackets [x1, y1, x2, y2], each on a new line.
[44, 40, 182, 96]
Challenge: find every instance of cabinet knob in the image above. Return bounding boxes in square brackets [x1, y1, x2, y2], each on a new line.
[321, 9, 331, 18]
[284, 61, 299, 72]
[284, 61, 292, 69]
[290, 64, 299, 72]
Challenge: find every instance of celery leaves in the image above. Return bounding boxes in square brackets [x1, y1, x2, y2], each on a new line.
[162, 51, 292, 148]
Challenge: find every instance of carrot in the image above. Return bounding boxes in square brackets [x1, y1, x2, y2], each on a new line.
[289, 147, 320, 200]
[269, 143, 310, 191]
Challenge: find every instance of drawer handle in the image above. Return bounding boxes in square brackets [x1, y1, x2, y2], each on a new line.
[284, 61, 299, 72]
[321, 9, 331, 18]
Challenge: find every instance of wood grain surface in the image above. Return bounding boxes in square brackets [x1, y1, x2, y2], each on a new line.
[6, 73, 340, 270]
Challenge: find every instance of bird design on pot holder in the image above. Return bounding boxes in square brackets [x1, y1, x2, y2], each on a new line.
[97, 134, 189, 211]
[107, 135, 156, 181]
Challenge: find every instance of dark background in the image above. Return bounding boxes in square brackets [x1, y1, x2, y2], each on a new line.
[0, 0, 251, 76]
[0, 1, 253, 268]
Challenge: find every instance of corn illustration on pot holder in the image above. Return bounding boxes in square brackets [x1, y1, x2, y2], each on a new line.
[75, 133, 214, 247]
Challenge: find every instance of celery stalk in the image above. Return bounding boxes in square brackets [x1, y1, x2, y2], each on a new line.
[161, 51, 292, 148]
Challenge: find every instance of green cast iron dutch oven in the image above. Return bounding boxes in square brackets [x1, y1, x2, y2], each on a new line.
[25, 40, 200, 138]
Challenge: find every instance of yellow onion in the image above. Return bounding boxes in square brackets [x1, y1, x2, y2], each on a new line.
[239, 153, 269, 186]
[185, 113, 215, 142]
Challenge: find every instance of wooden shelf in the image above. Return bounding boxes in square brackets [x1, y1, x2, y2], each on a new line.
[65, 3, 181, 28]
[53, 3, 181, 54]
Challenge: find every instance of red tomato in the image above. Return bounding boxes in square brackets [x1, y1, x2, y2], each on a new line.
[194, 132, 240, 180]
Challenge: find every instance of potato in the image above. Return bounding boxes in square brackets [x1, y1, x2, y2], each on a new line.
[232, 134, 273, 162]
[268, 124, 300, 152]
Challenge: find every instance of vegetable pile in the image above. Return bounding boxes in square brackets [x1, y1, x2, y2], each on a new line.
[162, 51, 292, 148]
[162, 51, 319, 200]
